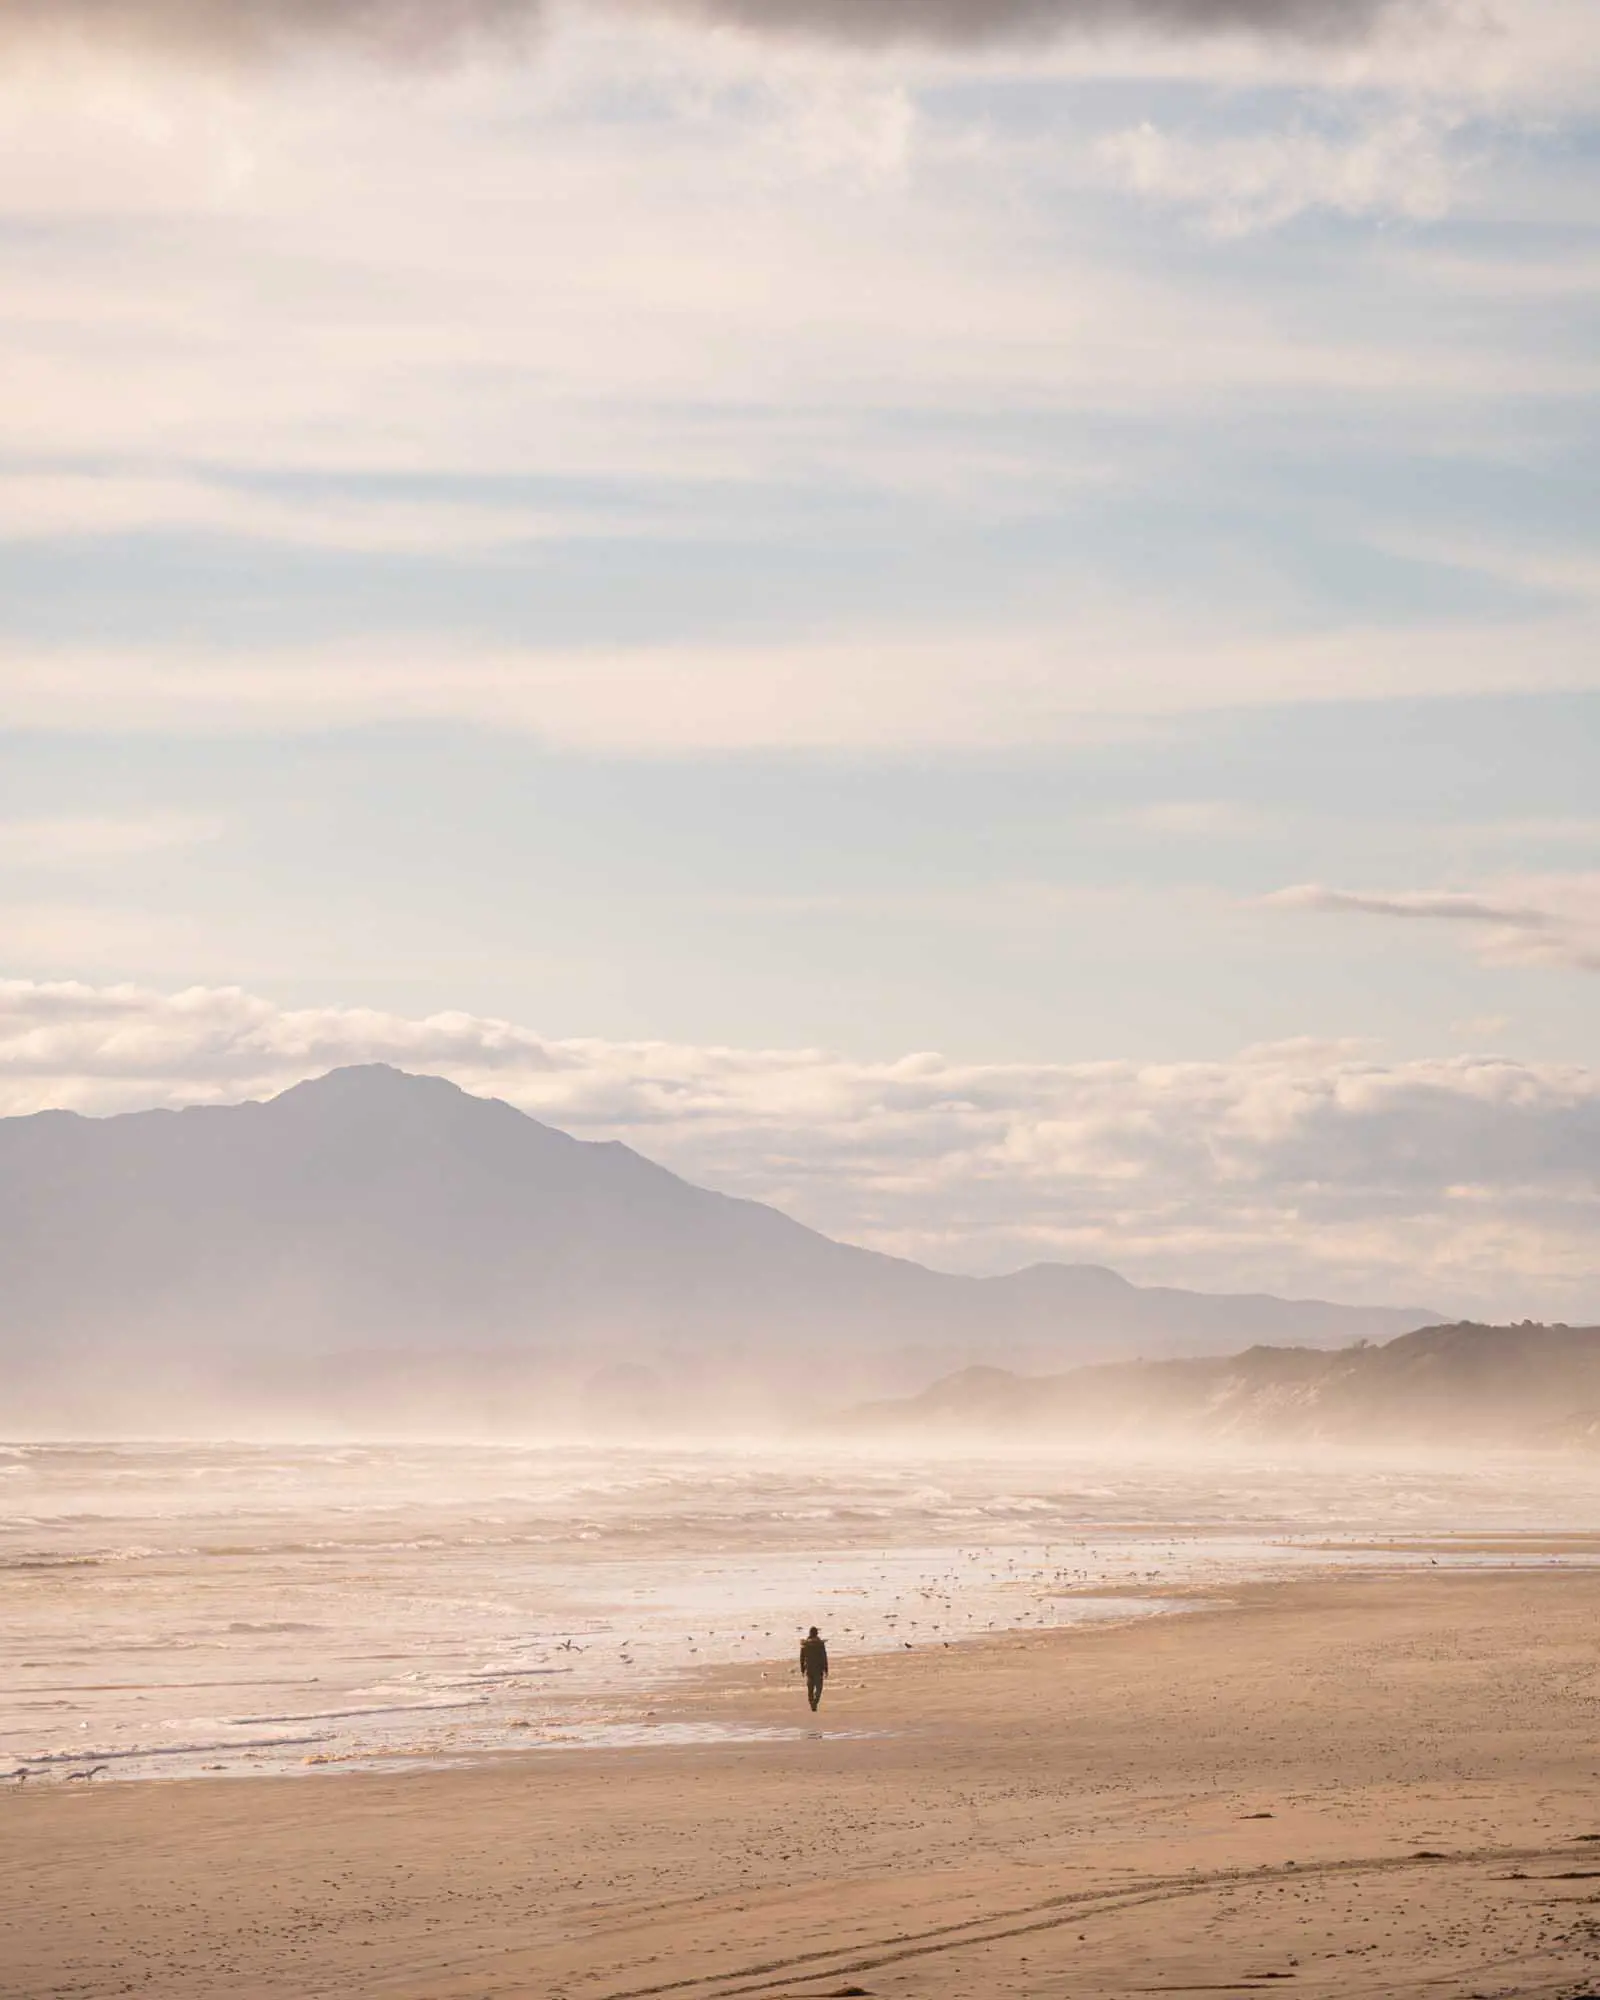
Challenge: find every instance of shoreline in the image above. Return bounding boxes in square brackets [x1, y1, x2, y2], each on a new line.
[37, 1583, 1206, 1788]
[15, 1434, 1600, 1788]
[16, 1535, 1600, 1790]
[12, 1564, 1600, 1996]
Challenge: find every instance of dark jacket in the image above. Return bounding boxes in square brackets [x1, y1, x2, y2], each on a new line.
[799, 1635, 829, 1681]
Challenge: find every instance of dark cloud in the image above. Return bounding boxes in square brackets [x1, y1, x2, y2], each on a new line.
[1269, 885, 1556, 928]
[0, 1, 543, 62]
[653, 0, 1402, 49]
[1269, 882, 1600, 974]
[0, 0, 1408, 62]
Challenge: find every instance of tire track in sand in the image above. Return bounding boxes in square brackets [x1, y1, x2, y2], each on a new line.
[593, 1838, 1592, 2000]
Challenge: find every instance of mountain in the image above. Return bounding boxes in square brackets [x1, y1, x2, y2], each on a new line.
[842, 1321, 1600, 1448]
[0, 1064, 1437, 1433]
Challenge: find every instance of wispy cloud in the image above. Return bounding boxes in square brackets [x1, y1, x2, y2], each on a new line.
[1271, 884, 1556, 926]
[1096, 109, 1465, 233]
[1111, 799, 1270, 837]
[2, 607, 1596, 750]
[1422, 817, 1600, 851]
[1, 978, 1596, 1318]
[1269, 875, 1600, 972]
[0, 814, 221, 865]
[0, 467, 650, 553]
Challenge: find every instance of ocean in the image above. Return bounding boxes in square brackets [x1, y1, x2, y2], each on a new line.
[5, 1438, 1598, 1782]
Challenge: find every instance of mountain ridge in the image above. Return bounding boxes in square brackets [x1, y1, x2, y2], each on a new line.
[840, 1319, 1600, 1448]
[0, 1063, 1441, 1432]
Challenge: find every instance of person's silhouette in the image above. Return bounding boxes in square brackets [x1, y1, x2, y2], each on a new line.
[799, 1626, 829, 1711]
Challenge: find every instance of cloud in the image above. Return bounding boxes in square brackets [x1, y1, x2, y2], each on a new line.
[1, 978, 1596, 1318]
[1270, 884, 1553, 926]
[2, 601, 1597, 750]
[0, 468, 647, 554]
[0, 814, 221, 866]
[1446, 818, 1600, 850]
[0, 1, 542, 64]
[1112, 799, 1270, 837]
[1269, 876, 1600, 972]
[0, 0, 1408, 66]
[1096, 109, 1464, 233]
[644, 0, 1405, 49]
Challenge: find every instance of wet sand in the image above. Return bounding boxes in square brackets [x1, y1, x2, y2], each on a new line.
[8, 1566, 1600, 1999]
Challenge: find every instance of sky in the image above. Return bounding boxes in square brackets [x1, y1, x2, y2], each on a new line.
[0, 0, 1597, 1318]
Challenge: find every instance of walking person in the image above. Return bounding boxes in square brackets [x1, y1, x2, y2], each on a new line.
[799, 1625, 829, 1712]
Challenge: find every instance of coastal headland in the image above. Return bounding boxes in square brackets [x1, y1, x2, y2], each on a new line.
[8, 1562, 1600, 1998]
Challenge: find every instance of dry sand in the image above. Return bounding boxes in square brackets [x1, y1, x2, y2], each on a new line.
[7, 1565, 1600, 1999]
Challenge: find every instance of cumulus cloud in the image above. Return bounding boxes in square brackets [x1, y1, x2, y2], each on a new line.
[2, 978, 1596, 1318]
[1270, 876, 1600, 973]
[0, 0, 1408, 64]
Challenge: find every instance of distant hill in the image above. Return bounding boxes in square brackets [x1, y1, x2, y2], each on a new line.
[0, 1065, 1437, 1433]
[842, 1321, 1600, 1448]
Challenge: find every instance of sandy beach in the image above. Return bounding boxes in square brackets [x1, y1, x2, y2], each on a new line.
[8, 1562, 1600, 1999]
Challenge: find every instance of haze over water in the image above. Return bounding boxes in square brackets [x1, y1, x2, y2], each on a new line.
[6, 1440, 1600, 1784]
